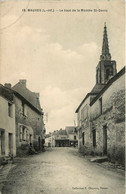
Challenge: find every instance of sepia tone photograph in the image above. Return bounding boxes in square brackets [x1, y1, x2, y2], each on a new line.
[0, 0, 125, 193]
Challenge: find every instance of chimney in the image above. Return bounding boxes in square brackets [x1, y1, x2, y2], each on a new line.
[4, 83, 11, 88]
[19, 80, 26, 87]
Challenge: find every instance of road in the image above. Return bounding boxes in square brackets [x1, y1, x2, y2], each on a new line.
[2, 148, 125, 194]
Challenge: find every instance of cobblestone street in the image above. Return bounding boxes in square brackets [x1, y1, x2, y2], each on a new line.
[1, 148, 125, 194]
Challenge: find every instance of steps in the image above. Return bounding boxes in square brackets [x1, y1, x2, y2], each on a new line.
[90, 156, 108, 163]
[1, 156, 13, 165]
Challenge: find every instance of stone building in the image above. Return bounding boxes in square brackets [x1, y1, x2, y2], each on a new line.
[90, 67, 125, 165]
[0, 84, 16, 157]
[45, 133, 52, 147]
[75, 24, 125, 165]
[75, 93, 94, 153]
[65, 126, 78, 147]
[5, 80, 45, 155]
[46, 127, 78, 147]
[55, 129, 69, 147]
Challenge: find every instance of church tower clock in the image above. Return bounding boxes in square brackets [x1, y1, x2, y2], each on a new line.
[96, 24, 117, 84]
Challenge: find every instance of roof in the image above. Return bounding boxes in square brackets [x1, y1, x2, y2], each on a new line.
[52, 131, 58, 135]
[75, 83, 106, 113]
[90, 84, 105, 93]
[0, 84, 13, 102]
[65, 126, 76, 134]
[45, 134, 51, 138]
[12, 81, 42, 113]
[52, 129, 67, 136]
[57, 129, 67, 136]
[75, 92, 97, 113]
[90, 66, 125, 106]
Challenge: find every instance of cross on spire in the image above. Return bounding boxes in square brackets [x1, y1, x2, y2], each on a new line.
[100, 23, 111, 61]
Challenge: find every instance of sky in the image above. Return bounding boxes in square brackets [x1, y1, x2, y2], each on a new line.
[0, 0, 125, 133]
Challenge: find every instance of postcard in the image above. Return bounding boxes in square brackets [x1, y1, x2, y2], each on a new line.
[0, 0, 125, 194]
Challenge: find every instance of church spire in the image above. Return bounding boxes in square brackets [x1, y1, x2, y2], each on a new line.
[96, 24, 117, 84]
[100, 23, 111, 61]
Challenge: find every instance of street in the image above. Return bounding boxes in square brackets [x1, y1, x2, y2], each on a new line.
[2, 148, 125, 194]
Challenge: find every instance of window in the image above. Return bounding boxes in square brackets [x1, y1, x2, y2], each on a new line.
[22, 127, 25, 140]
[109, 68, 113, 76]
[19, 126, 22, 142]
[106, 68, 113, 80]
[74, 136, 76, 140]
[93, 129, 96, 147]
[26, 130, 28, 142]
[99, 97, 102, 115]
[82, 132, 85, 145]
[21, 102, 27, 117]
[22, 102, 25, 115]
[97, 69, 101, 83]
[22, 127, 26, 141]
[8, 103, 12, 117]
[106, 69, 110, 80]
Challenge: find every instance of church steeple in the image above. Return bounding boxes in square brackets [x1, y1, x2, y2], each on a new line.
[96, 24, 117, 84]
[100, 23, 111, 61]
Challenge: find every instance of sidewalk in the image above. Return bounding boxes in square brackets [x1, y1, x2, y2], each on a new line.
[0, 164, 16, 193]
[0, 152, 45, 193]
[84, 155, 125, 176]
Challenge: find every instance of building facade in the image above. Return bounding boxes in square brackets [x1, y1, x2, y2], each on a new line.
[0, 85, 16, 157]
[46, 127, 78, 147]
[90, 68, 125, 165]
[4, 80, 45, 155]
[65, 126, 78, 147]
[75, 24, 125, 165]
[55, 129, 69, 147]
[45, 133, 52, 147]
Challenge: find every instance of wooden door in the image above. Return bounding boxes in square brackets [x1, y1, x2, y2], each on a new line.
[103, 126, 107, 155]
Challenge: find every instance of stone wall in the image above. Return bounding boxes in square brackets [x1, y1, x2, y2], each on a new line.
[90, 73, 125, 165]
[77, 96, 91, 153]
[14, 95, 44, 152]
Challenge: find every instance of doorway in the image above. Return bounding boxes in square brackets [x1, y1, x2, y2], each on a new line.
[29, 134, 32, 144]
[38, 136, 41, 150]
[1, 131, 5, 155]
[8, 133, 13, 155]
[103, 125, 107, 155]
